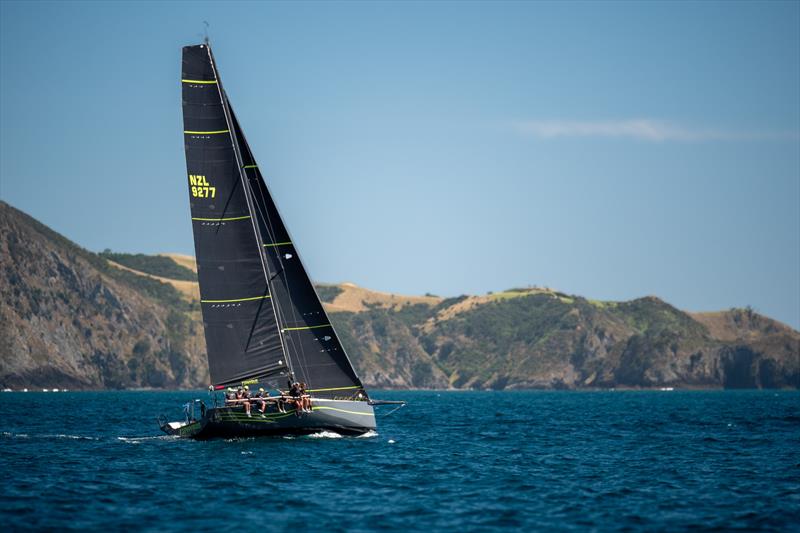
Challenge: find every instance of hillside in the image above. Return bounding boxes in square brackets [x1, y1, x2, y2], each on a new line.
[328, 291, 799, 390]
[1, 201, 798, 390]
[0, 202, 208, 389]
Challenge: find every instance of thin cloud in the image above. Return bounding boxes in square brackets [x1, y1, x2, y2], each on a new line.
[515, 119, 799, 142]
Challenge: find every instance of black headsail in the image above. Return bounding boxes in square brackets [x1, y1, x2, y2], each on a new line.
[181, 43, 365, 398]
[231, 109, 365, 397]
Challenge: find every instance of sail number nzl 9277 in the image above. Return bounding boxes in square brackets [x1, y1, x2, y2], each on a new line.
[189, 174, 216, 199]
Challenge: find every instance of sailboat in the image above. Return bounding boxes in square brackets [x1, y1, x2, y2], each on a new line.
[159, 42, 394, 438]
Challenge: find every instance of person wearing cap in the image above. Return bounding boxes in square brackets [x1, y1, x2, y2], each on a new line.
[224, 387, 236, 404]
[288, 381, 303, 415]
[235, 386, 252, 417]
[253, 387, 268, 414]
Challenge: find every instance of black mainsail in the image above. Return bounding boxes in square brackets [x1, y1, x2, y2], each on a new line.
[181, 44, 365, 397]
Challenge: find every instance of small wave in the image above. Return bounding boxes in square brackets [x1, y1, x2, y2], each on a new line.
[306, 431, 343, 439]
[241, 451, 253, 455]
[357, 430, 379, 439]
[388, 439, 396, 444]
[223, 437, 255, 443]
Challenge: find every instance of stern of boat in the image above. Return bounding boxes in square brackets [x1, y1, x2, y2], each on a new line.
[157, 399, 208, 438]
[158, 417, 204, 438]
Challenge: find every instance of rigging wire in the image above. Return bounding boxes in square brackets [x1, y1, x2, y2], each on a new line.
[378, 403, 406, 418]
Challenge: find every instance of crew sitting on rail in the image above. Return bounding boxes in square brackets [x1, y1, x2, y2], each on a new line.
[243, 386, 253, 415]
[253, 387, 268, 414]
[269, 388, 287, 414]
[300, 382, 312, 413]
[288, 382, 304, 415]
[225, 387, 236, 403]
[236, 386, 252, 417]
[276, 392, 287, 414]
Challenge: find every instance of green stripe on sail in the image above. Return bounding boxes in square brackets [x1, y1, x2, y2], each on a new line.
[201, 295, 271, 304]
[282, 324, 331, 332]
[184, 129, 230, 135]
[192, 215, 251, 222]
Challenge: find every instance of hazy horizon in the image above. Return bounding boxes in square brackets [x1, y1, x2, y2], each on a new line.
[1, 1, 798, 327]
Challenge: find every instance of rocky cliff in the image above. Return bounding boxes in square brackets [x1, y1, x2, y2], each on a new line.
[0, 202, 207, 389]
[1, 201, 797, 390]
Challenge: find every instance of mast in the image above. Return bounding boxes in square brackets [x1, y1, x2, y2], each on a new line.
[204, 44, 294, 380]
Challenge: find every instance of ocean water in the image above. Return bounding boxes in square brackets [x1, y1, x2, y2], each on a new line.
[1, 390, 798, 531]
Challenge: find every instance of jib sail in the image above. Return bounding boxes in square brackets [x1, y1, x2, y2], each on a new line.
[181, 43, 365, 397]
[230, 109, 365, 396]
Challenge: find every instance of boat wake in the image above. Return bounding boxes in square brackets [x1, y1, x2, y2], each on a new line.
[48, 434, 100, 441]
[117, 435, 179, 444]
[2, 431, 29, 439]
[3, 431, 99, 441]
[283, 430, 377, 440]
[306, 431, 344, 439]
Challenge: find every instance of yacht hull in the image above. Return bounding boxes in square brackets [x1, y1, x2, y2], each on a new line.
[159, 398, 376, 439]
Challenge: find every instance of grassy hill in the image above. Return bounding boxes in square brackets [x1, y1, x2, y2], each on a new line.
[1, 200, 798, 390]
[98, 251, 197, 281]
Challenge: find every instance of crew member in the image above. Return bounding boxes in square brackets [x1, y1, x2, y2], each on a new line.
[236, 386, 252, 417]
[225, 387, 236, 404]
[299, 382, 312, 413]
[289, 382, 303, 415]
[254, 387, 268, 414]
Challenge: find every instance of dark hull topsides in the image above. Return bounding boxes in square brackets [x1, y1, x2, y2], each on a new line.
[160, 399, 376, 439]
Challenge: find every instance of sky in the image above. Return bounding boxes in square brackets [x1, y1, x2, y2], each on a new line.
[1, 1, 799, 328]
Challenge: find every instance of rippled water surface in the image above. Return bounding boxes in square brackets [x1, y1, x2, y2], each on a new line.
[1, 390, 798, 531]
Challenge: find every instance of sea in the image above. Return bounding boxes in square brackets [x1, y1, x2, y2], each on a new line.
[1, 390, 798, 531]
